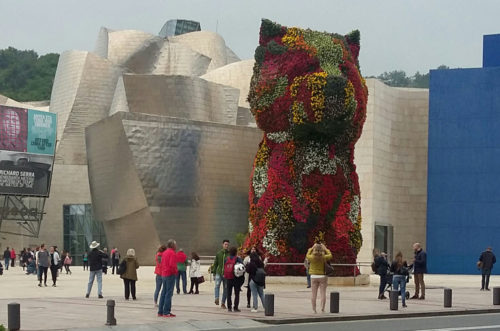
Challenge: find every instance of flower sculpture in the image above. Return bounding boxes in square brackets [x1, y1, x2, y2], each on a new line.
[244, 20, 368, 276]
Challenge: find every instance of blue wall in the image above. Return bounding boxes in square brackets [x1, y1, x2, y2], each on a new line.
[427, 62, 500, 274]
[484, 34, 500, 68]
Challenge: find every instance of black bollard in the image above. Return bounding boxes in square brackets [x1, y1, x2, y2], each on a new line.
[444, 288, 452, 307]
[106, 299, 117, 326]
[330, 292, 339, 313]
[264, 293, 274, 316]
[8, 302, 20, 331]
[493, 287, 500, 305]
[389, 290, 398, 311]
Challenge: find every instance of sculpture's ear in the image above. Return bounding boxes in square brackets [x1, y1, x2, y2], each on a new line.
[259, 18, 286, 46]
[345, 30, 360, 61]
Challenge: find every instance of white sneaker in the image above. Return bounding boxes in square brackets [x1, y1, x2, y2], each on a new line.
[251, 309, 258, 313]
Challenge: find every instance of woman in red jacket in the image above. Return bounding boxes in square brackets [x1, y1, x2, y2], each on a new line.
[154, 245, 166, 306]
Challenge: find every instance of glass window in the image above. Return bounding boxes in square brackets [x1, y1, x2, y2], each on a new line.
[375, 224, 393, 261]
[63, 204, 107, 265]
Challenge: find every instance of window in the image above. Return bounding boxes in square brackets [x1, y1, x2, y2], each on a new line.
[375, 224, 393, 261]
[63, 204, 107, 265]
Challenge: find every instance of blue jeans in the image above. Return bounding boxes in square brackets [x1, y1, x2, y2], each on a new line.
[158, 275, 175, 315]
[379, 273, 388, 296]
[4, 258, 9, 270]
[154, 274, 163, 303]
[214, 274, 227, 304]
[392, 275, 406, 306]
[176, 270, 187, 294]
[87, 270, 103, 296]
[249, 279, 265, 310]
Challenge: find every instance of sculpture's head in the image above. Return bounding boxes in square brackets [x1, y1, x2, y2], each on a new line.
[248, 19, 368, 146]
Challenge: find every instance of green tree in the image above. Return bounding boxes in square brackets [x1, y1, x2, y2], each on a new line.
[377, 70, 410, 87]
[0, 47, 59, 101]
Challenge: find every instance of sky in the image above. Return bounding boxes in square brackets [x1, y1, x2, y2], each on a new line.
[1, 0, 499, 77]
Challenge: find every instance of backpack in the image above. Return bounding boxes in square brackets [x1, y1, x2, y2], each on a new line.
[371, 261, 378, 273]
[117, 260, 127, 275]
[224, 256, 237, 279]
[253, 267, 266, 285]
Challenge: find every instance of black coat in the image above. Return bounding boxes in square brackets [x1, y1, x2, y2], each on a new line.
[88, 248, 108, 272]
[374, 255, 389, 275]
[414, 249, 427, 274]
[479, 250, 496, 269]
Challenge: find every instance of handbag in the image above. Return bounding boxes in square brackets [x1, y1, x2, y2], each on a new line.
[324, 261, 334, 276]
[197, 275, 205, 284]
[477, 261, 483, 269]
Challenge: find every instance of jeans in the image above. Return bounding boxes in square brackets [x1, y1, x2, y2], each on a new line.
[393, 275, 407, 306]
[379, 273, 388, 296]
[214, 274, 227, 304]
[158, 275, 176, 315]
[123, 279, 136, 299]
[226, 278, 241, 310]
[482, 268, 492, 289]
[50, 265, 58, 285]
[87, 270, 103, 296]
[112, 259, 119, 274]
[249, 279, 265, 310]
[154, 274, 163, 303]
[38, 266, 48, 284]
[4, 258, 9, 270]
[189, 277, 199, 293]
[176, 270, 187, 294]
[83, 261, 88, 270]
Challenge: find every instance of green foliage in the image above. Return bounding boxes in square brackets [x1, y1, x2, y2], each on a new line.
[235, 232, 247, 247]
[0, 324, 5, 331]
[0, 47, 59, 101]
[267, 40, 287, 55]
[291, 116, 351, 144]
[260, 19, 283, 38]
[256, 76, 288, 109]
[346, 30, 360, 45]
[375, 65, 449, 89]
[254, 45, 266, 64]
[303, 30, 343, 76]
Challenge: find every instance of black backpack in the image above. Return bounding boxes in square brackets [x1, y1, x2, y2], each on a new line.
[253, 267, 266, 285]
[117, 260, 127, 275]
[371, 261, 378, 273]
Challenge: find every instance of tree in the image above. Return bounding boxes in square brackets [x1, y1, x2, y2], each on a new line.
[0, 47, 59, 101]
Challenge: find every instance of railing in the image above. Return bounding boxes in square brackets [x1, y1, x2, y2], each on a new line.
[200, 256, 373, 281]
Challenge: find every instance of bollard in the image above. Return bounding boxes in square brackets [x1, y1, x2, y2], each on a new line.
[106, 299, 117, 326]
[8, 302, 20, 331]
[493, 287, 500, 305]
[330, 292, 339, 313]
[264, 293, 274, 316]
[389, 290, 398, 311]
[444, 288, 452, 307]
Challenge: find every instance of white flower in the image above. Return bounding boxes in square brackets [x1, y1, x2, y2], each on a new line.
[248, 222, 254, 234]
[267, 131, 291, 143]
[349, 195, 360, 224]
[298, 142, 338, 176]
[262, 230, 280, 256]
[252, 165, 268, 198]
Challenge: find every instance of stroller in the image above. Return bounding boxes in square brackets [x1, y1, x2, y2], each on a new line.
[384, 264, 413, 299]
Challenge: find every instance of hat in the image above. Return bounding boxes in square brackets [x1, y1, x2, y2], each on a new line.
[89, 241, 100, 249]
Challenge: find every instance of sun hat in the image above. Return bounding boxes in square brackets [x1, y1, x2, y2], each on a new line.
[89, 241, 100, 249]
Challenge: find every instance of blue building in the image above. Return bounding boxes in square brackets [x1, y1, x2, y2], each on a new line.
[427, 34, 500, 274]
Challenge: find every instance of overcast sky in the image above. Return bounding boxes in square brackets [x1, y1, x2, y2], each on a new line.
[1, 0, 499, 77]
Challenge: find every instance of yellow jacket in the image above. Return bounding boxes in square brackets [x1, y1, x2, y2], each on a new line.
[306, 248, 333, 275]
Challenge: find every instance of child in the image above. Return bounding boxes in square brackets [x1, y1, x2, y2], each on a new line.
[64, 253, 72, 274]
[189, 252, 201, 294]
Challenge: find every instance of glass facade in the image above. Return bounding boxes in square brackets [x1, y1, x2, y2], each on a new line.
[375, 224, 393, 261]
[63, 204, 107, 266]
[159, 19, 201, 38]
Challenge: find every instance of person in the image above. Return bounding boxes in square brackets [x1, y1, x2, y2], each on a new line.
[306, 243, 332, 314]
[49, 246, 60, 287]
[246, 252, 266, 312]
[154, 245, 166, 306]
[111, 248, 120, 275]
[121, 248, 139, 300]
[85, 241, 108, 298]
[3, 247, 10, 270]
[212, 239, 229, 309]
[102, 247, 109, 274]
[374, 250, 389, 299]
[82, 251, 89, 271]
[10, 247, 16, 267]
[175, 248, 188, 294]
[59, 249, 66, 273]
[304, 256, 311, 289]
[390, 251, 408, 308]
[158, 239, 178, 318]
[37, 244, 50, 287]
[243, 246, 267, 308]
[26, 257, 36, 275]
[64, 252, 72, 275]
[224, 246, 243, 312]
[188, 252, 201, 294]
[479, 247, 496, 291]
[411, 243, 427, 300]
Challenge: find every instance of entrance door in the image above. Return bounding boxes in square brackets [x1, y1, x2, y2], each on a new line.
[375, 224, 393, 261]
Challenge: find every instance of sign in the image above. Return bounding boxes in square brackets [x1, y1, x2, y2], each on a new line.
[0, 105, 57, 196]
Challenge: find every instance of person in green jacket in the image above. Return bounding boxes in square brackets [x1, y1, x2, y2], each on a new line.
[212, 239, 229, 309]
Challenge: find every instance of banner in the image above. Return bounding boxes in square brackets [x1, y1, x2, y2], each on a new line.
[0, 105, 57, 196]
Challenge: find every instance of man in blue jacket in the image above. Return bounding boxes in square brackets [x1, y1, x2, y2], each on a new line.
[411, 243, 427, 300]
[479, 247, 496, 291]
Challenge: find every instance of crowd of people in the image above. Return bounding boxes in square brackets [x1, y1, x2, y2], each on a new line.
[2, 239, 496, 316]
